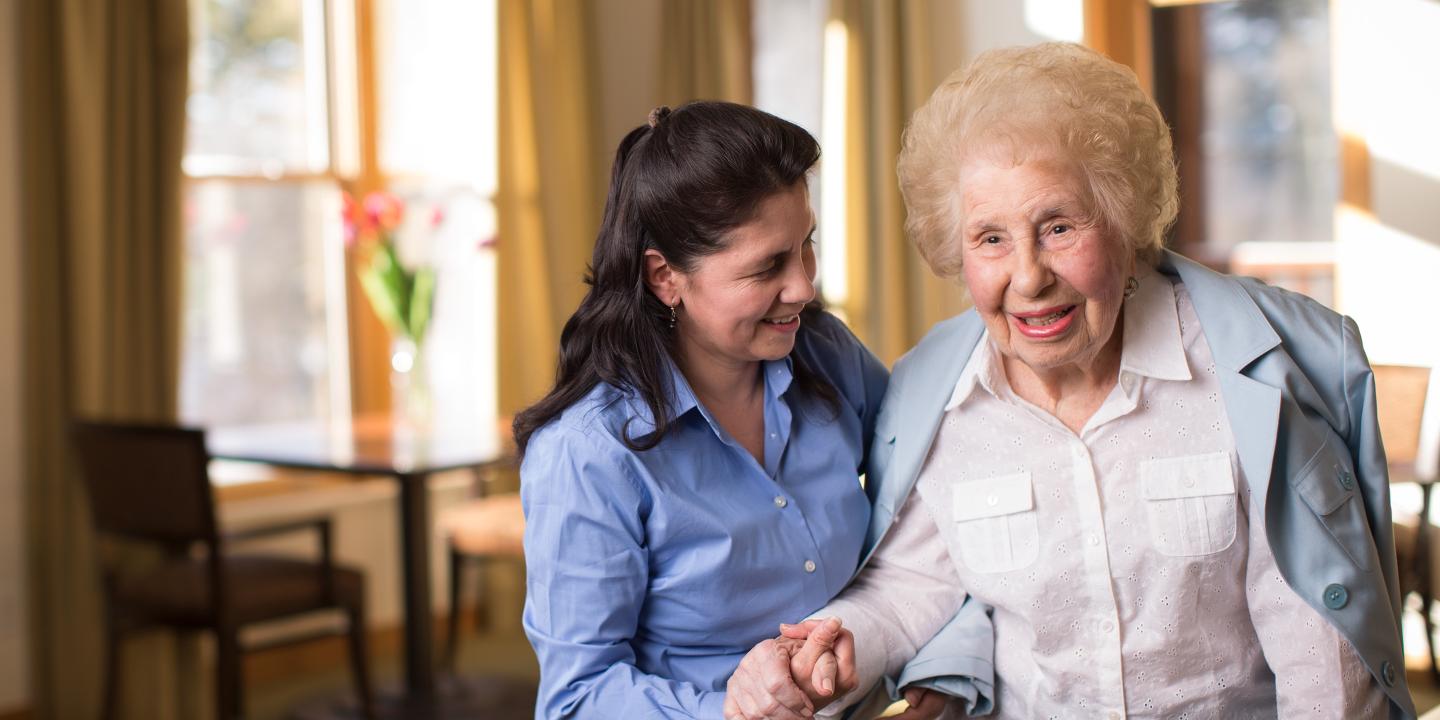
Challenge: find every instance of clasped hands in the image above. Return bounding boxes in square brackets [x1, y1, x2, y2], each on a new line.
[723, 618, 946, 720]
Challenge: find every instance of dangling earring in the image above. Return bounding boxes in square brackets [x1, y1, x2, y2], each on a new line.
[668, 304, 677, 330]
[1123, 276, 1139, 299]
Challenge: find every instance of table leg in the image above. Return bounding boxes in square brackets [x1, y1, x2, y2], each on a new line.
[397, 471, 436, 699]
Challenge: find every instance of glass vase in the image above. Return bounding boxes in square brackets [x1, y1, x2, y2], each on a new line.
[390, 335, 433, 431]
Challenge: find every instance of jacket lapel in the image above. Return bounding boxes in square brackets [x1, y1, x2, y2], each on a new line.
[1164, 251, 1284, 505]
[863, 314, 985, 562]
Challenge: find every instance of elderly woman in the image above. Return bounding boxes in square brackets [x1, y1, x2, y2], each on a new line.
[516, 101, 992, 720]
[729, 43, 1414, 719]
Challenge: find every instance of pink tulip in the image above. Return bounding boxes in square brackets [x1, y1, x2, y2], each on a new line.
[364, 192, 404, 233]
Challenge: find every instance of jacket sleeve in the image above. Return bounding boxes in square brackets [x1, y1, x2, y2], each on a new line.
[1340, 316, 1404, 625]
[890, 597, 996, 716]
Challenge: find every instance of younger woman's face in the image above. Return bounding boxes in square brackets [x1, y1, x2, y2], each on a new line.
[673, 184, 818, 375]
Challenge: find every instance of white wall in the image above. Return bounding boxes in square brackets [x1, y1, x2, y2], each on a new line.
[0, 0, 32, 712]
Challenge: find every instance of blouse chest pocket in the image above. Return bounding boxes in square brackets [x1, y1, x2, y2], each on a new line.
[1140, 451, 1239, 557]
[952, 472, 1040, 574]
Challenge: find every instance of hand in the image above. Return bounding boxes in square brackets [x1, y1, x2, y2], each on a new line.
[777, 617, 857, 704]
[723, 617, 856, 720]
[724, 635, 816, 720]
[889, 687, 947, 720]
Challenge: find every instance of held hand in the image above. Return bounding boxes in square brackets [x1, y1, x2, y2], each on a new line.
[778, 618, 858, 709]
[889, 687, 948, 720]
[724, 636, 816, 720]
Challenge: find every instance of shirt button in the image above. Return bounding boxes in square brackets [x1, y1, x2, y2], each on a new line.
[1101, 620, 1115, 633]
[770, 432, 778, 439]
[986, 494, 999, 507]
[1108, 711, 1122, 720]
[803, 560, 817, 573]
[1323, 583, 1349, 610]
[1382, 660, 1397, 687]
[774, 496, 788, 509]
[1087, 534, 1100, 547]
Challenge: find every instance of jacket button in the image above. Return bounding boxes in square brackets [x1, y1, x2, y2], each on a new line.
[1382, 660, 1397, 687]
[1337, 468, 1355, 490]
[1323, 583, 1349, 610]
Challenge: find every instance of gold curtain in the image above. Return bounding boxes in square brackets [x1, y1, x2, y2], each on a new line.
[496, 0, 605, 417]
[19, 0, 195, 717]
[831, 0, 968, 365]
[660, 0, 754, 104]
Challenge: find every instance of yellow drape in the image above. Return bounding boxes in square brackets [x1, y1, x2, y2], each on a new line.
[496, 0, 605, 417]
[831, 0, 968, 365]
[660, 0, 754, 104]
[19, 0, 194, 717]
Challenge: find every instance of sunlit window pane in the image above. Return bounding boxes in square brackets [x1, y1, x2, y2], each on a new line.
[185, 0, 330, 175]
[179, 180, 343, 425]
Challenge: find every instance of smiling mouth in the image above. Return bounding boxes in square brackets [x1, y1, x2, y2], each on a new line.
[762, 314, 799, 325]
[1018, 307, 1074, 326]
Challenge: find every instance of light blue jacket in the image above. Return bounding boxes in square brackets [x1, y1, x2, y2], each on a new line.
[857, 251, 1416, 718]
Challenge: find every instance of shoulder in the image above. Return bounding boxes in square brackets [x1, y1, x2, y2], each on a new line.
[891, 310, 984, 387]
[1232, 274, 1348, 347]
[521, 383, 653, 505]
[793, 308, 887, 394]
[793, 308, 867, 365]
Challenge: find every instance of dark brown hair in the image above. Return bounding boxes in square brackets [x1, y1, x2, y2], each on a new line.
[512, 101, 835, 455]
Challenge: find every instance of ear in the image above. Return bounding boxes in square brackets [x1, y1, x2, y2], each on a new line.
[643, 249, 682, 306]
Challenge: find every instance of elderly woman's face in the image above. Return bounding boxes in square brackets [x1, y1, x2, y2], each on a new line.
[958, 153, 1133, 377]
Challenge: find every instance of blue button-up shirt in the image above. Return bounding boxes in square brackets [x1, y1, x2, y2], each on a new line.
[522, 312, 888, 719]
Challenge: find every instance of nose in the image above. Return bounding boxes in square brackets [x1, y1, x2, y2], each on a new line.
[1010, 243, 1054, 298]
[779, 252, 817, 306]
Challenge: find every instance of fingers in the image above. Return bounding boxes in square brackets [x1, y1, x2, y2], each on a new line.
[741, 640, 814, 719]
[778, 618, 825, 640]
[809, 650, 838, 697]
[791, 617, 842, 674]
[832, 628, 857, 696]
[889, 687, 948, 720]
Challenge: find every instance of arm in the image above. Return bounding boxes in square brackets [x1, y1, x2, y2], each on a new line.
[1243, 465, 1389, 717]
[811, 490, 969, 717]
[521, 427, 724, 719]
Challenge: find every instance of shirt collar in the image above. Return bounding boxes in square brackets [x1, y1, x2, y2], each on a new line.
[1119, 264, 1192, 383]
[943, 266, 1189, 412]
[945, 333, 1000, 411]
[626, 354, 794, 437]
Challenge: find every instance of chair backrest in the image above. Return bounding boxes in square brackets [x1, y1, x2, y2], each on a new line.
[1373, 364, 1440, 482]
[71, 422, 218, 545]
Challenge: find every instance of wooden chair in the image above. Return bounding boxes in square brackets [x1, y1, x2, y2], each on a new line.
[1374, 365, 1440, 681]
[440, 491, 525, 673]
[71, 422, 374, 720]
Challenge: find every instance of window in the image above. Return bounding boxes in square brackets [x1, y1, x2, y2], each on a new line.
[181, 0, 351, 426]
[1152, 0, 1337, 302]
[182, 0, 497, 429]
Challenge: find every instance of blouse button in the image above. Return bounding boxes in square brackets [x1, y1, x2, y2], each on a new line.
[1382, 660, 1397, 687]
[1087, 534, 1101, 547]
[803, 560, 817, 573]
[774, 496, 788, 509]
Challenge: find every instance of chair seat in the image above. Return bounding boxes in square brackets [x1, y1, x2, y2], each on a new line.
[117, 554, 364, 627]
[440, 494, 525, 557]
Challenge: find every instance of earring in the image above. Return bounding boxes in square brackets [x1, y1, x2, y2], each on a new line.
[668, 304, 677, 330]
[1124, 276, 1139, 299]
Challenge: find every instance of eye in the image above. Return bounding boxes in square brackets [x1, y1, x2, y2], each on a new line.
[982, 235, 1002, 245]
[1050, 224, 1071, 235]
